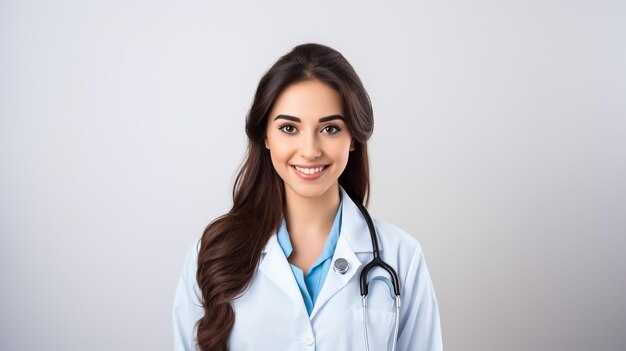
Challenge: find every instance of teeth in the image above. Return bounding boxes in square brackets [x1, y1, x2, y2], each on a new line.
[294, 166, 325, 175]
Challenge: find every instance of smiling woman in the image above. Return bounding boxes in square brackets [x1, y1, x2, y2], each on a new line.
[173, 43, 443, 351]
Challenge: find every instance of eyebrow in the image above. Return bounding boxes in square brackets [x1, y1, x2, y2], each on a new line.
[273, 114, 345, 123]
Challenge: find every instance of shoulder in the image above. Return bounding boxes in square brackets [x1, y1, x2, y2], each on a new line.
[372, 217, 422, 255]
[189, 238, 202, 256]
[180, 238, 201, 270]
[370, 217, 430, 283]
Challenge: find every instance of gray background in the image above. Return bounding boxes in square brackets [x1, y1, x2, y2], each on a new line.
[1, 0, 624, 350]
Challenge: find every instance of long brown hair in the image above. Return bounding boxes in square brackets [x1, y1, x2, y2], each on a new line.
[195, 43, 374, 350]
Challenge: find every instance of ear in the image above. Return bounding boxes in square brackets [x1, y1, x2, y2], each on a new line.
[265, 138, 270, 150]
[349, 139, 356, 152]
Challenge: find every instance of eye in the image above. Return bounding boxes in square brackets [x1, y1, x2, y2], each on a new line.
[278, 124, 297, 134]
[321, 125, 341, 134]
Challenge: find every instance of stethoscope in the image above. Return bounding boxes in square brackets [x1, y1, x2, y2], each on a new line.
[333, 192, 401, 351]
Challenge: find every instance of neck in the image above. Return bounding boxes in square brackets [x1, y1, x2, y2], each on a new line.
[284, 184, 341, 240]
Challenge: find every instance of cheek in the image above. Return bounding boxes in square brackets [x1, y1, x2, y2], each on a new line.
[267, 140, 292, 168]
[330, 139, 353, 163]
[267, 150, 288, 181]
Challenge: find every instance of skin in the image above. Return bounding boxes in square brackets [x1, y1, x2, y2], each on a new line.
[265, 78, 355, 274]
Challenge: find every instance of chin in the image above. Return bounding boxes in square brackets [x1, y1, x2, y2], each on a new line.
[285, 181, 337, 200]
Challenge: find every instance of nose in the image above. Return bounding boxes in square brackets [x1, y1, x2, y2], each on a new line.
[299, 133, 322, 160]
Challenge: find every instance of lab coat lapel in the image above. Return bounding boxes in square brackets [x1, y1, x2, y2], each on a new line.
[258, 234, 306, 309]
[309, 232, 360, 318]
[310, 187, 377, 318]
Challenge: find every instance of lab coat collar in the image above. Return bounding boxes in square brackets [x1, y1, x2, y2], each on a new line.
[258, 185, 381, 318]
[258, 234, 308, 311]
[337, 185, 382, 253]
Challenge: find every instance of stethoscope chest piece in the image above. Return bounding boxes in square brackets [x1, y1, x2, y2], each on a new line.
[333, 258, 350, 274]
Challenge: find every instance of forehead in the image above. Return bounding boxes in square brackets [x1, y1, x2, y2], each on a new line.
[269, 79, 344, 120]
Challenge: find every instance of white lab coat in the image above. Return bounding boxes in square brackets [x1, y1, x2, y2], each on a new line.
[173, 187, 443, 351]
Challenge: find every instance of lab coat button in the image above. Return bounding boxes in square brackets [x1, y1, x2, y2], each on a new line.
[304, 335, 314, 345]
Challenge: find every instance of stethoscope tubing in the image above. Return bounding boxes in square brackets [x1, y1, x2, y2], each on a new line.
[344, 191, 402, 351]
[347, 192, 401, 297]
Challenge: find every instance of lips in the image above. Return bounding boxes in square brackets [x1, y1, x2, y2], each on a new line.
[290, 164, 329, 180]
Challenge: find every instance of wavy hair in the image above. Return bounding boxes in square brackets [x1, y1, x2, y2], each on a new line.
[195, 43, 374, 350]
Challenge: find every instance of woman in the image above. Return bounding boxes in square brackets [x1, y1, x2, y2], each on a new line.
[173, 43, 443, 351]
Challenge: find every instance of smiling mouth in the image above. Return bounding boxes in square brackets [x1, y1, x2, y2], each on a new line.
[290, 164, 330, 180]
[292, 165, 327, 175]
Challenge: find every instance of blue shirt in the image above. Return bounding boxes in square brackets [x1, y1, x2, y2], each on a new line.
[276, 200, 343, 315]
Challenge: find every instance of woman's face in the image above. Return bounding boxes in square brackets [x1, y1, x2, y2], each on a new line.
[265, 79, 354, 201]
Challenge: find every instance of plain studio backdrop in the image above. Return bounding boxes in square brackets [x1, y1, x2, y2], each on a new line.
[1, 0, 624, 350]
